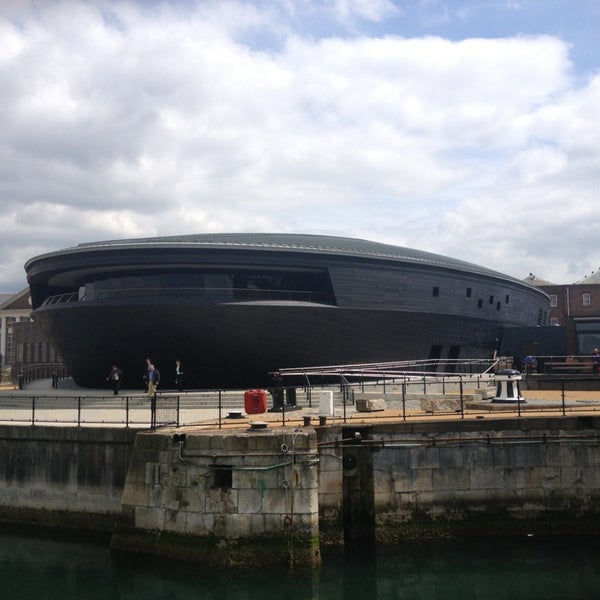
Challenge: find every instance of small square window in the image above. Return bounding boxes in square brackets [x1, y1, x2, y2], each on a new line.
[550, 317, 559, 326]
[489, 295, 494, 305]
[433, 286, 439, 297]
[583, 293, 591, 307]
[466, 288, 472, 298]
[212, 465, 233, 489]
[505, 295, 510, 304]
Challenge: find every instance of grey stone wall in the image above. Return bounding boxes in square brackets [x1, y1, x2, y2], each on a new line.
[317, 416, 600, 542]
[0, 425, 138, 527]
[116, 426, 321, 567]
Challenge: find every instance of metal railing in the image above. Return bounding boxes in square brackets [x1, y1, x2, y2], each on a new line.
[17, 363, 69, 389]
[2, 370, 599, 429]
[40, 286, 333, 307]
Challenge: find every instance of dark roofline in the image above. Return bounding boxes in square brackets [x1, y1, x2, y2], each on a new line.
[24, 232, 533, 289]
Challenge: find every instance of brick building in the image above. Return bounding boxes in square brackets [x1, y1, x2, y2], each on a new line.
[523, 271, 600, 356]
[0, 289, 62, 382]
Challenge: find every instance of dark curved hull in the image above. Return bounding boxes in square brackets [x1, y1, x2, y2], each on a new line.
[34, 301, 505, 390]
[25, 233, 550, 389]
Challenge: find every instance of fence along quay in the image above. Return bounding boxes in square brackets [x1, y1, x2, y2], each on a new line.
[1, 357, 600, 568]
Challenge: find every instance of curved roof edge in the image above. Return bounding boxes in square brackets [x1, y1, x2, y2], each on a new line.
[25, 232, 532, 287]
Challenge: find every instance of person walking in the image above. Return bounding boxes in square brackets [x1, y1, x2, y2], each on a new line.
[593, 348, 600, 375]
[175, 359, 184, 392]
[147, 363, 160, 397]
[143, 357, 151, 391]
[106, 364, 124, 395]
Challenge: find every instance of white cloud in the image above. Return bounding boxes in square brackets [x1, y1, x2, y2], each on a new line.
[0, 1, 599, 292]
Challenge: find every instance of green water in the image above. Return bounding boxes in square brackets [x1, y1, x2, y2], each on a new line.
[0, 528, 598, 599]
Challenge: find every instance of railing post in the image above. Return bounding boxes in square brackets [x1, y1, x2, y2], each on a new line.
[459, 376, 464, 419]
[176, 394, 180, 427]
[125, 395, 130, 428]
[218, 389, 222, 429]
[77, 396, 81, 427]
[402, 375, 407, 422]
[31, 396, 36, 426]
[151, 392, 157, 430]
[561, 379, 566, 416]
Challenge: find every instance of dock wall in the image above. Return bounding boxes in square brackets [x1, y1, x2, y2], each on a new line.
[318, 416, 600, 544]
[0, 425, 138, 530]
[0, 416, 599, 565]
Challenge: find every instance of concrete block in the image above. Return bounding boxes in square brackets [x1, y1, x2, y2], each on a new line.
[356, 398, 386, 412]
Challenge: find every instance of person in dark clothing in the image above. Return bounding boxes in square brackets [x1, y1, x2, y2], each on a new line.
[147, 363, 160, 397]
[593, 348, 600, 375]
[143, 357, 151, 391]
[106, 364, 124, 395]
[175, 359, 184, 392]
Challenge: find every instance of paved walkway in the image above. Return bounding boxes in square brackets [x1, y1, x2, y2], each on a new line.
[1, 378, 600, 431]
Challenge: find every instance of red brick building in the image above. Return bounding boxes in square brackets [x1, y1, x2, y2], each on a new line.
[524, 271, 600, 356]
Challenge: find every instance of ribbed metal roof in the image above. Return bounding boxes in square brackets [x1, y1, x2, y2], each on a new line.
[27, 232, 521, 283]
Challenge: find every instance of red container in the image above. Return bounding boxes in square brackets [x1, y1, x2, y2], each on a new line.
[244, 389, 268, 414]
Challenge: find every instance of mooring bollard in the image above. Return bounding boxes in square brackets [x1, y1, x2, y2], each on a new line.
[492, 369, 525, 403]
[319, 415, 327, 426]
[303, 416, 312, 427]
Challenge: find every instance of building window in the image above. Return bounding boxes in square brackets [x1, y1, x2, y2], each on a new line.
[432, 286, 439, 297]
[505, 294, 510, 304]
[496, 302, 501, 311]
[466, 288, 472, 298]
[583, 293, 591, 307]
[549, 294, 557, 307]
[478, 299, 483, 308]
[550, 317, 559, 326]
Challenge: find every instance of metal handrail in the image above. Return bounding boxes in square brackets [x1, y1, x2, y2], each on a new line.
[40, 287, 334, 307]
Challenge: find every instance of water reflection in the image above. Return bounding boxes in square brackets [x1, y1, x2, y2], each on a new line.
[1, 528, 599, 599]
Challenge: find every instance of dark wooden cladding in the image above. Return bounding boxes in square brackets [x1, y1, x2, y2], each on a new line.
[25, 233, 549, 389]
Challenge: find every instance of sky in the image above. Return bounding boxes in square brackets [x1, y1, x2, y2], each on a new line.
[2, 0, 600, 292]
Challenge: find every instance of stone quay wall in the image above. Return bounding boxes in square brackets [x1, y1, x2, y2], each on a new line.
[0, 425, 138, 530]
[317, 415, 600, 544]
[0, 416, 599, 566]
[113, 426, 321, 567]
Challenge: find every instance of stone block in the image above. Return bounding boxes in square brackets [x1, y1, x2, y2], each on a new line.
[163, 508, 187, 533]
[356, 398, 386, 412]
[225, 513, 253, 538]
[205, 488, 238, 514]
[238, 489, 263, 513]
[419, 396, 461, 412]
[262, 488, 290, 515]
[433, 467, 471, 492]
[469, 467, 507, 491]
[135, 506, 165, 530]
[185, 511, 214, 535]
[184, 434, 212, 451]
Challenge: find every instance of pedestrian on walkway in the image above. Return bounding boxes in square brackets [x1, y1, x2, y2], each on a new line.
[147, 363, 160, 397]
[106, 364, 123, 395]
[143, 357, 151, 391]
[175, 359, 184, 392]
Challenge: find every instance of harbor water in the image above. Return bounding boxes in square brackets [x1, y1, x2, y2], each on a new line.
[1, 527, 599, 599]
